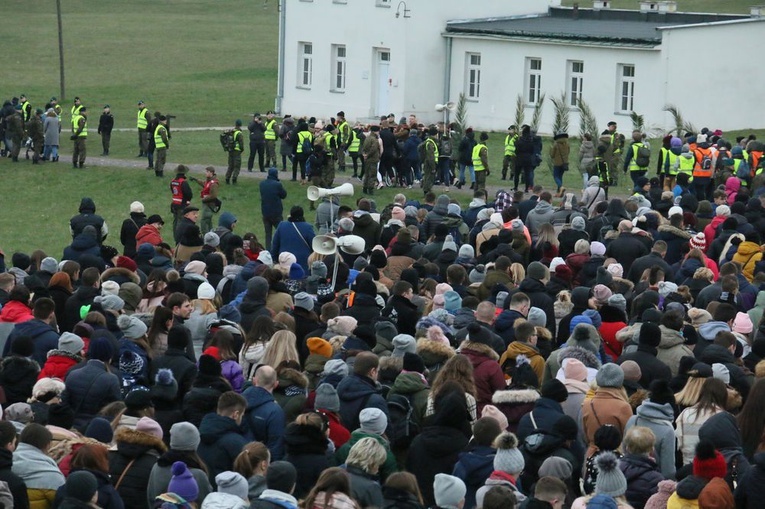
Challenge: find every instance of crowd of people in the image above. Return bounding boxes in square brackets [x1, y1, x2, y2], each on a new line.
[5, 98, 765, 509]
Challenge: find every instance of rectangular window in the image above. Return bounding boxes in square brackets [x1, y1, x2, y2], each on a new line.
[465, 53, 481, 100]
[332, 45, 346, 92]
[618, 64, 635, 112]
[376, 0, 391, 6]
[298, 42, 313, 88]
[568, 61, 584, 107]
[526, 58, 542, 104]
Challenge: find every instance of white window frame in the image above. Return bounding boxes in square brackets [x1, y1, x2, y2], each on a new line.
[298, 42, 313, 89]
[332, 44, 347, 92]
[618, 64, 635, 112]
[376, 0, 392, 6]
[333, 0, 347, 3]
[465, 53, 481, 100]
[526, 58, 542, 105]
[568, 60, 584, 108]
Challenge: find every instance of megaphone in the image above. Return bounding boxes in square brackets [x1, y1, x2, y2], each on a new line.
[435, 102, 456, 112]
[307, 182, 355, 201]
[312, 234, 366, 255]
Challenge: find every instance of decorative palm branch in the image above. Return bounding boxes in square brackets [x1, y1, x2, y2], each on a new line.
[551, 92, 570, 135]
[577, 98, 598, 139]
[530, 92, 545, 132]
[630, 111, 645, 133]
[514, 94, 526, 130]
[453, 93, 468, 139]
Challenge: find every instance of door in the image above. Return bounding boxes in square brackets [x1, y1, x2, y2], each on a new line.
[374, 50, 390, 116]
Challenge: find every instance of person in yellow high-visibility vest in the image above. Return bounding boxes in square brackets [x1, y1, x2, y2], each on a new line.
[502, 125, 517, 181]
[153, 116, 169, 177]
[472, 132, 490, 192]
[136, 100, 151, 157]
[264, 110, 278, 168]
[70, 107, 88, 168]
[336, 111, 351, 173]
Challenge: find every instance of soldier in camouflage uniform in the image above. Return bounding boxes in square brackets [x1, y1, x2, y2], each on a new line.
[362, 125, 381, 195]
[601, 121, 624, 187]
[322, 124, 338, 188]
[421, 126, 439, 195]
[7, 107, 24, 162]
[27, 108, 44, 164]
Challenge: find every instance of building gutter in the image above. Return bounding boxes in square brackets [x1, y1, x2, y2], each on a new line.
[656, 17, 765, 30]
[442, 31, 659, 50]
[443, 35, 452, 105]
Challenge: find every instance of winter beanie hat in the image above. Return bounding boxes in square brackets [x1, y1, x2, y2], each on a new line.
[216, 471, 249, 501]
[527, 307, 546, 327]
[493, 432, 525, 475]
[314, 383, 340, 412]
[136, 416, 164, 440]
[596, 363, 624, 388]
[66, 471, 99, 503]
[100, 280, 120, 296]
[170, 422, 201, 451]
[391, 334, 417, 358]
[541, 379, 569, 403]
[117, 314, 148, 339]
[693, 440, 728, 480]
[620, 361, 642, 383]
[58, 332, 85, 356]
[94, 294, 124, 312]
[595, 451, 628, 497]
[306, 337, 333, 358]
[606, 263, 624, 278]
[150, 368, 179, 402]
[433, 474, 467, 509]
[359, 408, 388, 435]
[587, 494, 618, 509]
[41, 257, 58, 274]
[168, 461, 199, 502]
[469, 264, 486, 284]
[85, 417, 114, 444]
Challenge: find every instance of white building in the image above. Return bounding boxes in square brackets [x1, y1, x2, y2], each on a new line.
[277, 0, 765, 133]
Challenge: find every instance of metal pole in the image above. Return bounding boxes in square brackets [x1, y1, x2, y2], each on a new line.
[56, 0, 66, 100]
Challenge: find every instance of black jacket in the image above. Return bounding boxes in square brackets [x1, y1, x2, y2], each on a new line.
[70, 198, 105, 241]
[381, 294, 420, 336]
[626, 251, 674, 285]
[620, 454, 663, 509]
[120, 212, 147, 258]
[150, 348, 198, 405]
[62, 285, 101, 332]
[617, 346, 672, 389]
[406, 425, 470, 507]
[0, 355, 39, 405]
[735, 452, 765, 509]
[342, 293, 381, 324]
[197, 413, 249, 487]
[62, 359, 121, 430]
[283, 423, 329, 499]
[698, 344, 752, 402]
[606, 233, 650, 277]
[109, 428, 167, 508]
[0, 447, 28, 509]
[508, 278, 556, 338]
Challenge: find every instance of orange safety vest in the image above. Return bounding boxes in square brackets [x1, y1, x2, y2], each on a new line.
[693, 147, 714, 178]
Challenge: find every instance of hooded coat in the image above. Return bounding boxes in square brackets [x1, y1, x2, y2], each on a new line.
[283, 423, 329, 499]
[242, 386, 286, 460]
[698, 412, 751, 486]
[197, 413, 249, 486]
[620, 454, 663, 509]
[452, 445, 495, 509]
[625, 400, 676, 478]
[0, 354, 40, 405]
[698, 344, 753, 403]
[508, 278, 557, 338]
[656, 325, 695, 377]
[735, 452, 765, 509]
[70, 198, 106, 241]
[460, 341, 506, 413]
[422, 195, 450, 239]
[336, 374, 388, 431]
[526, 200, 555, 242]
[352, 212, 382, 252]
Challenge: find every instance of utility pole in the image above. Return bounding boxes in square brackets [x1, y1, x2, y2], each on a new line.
[56, 0, 66, 100]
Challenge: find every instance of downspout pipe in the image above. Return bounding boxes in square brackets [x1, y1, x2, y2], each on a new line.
[443, 35, 452, 106]
[276, 0, 287, 114]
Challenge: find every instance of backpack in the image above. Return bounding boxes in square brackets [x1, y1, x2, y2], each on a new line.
[598, 223, 614, 243]
[301, 136, 314, 156]
[699, 151, 713, 171]
[635, 144, 651, 168]
[736, 159, 751, 180]
[386, 393, 420, 449]
[416, 139, 427, 162]
[439, 137, 452, 157]
[220, 130, 234, 152]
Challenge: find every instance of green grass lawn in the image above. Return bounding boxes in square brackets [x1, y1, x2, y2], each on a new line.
[561, 0, 758, 13]
[8, 0, 279, 127]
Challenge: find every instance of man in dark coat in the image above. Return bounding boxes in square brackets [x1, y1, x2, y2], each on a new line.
[518, 186, 542, 222]
[70, 197, 108, 243]
[259, 168, 287, 251]
[5, 297, 59, 365]
[422, 194, 451, 239]
[606, 220, 650, 276]
[243, 365, 286, 460]
[342, 276, 380, 324]
[627, 240, 674, 284]
[617, 322, 672, 388]
[381, 280, 420, 336]
[516, 379, 568, 441]
[239, 277, 273, 333]
[697, 331, 753, 402]
[198, 391, 249, 486]
[507, 262, 556, 339]
[352, 210, 381, 253]
[336, 352, 389, 431]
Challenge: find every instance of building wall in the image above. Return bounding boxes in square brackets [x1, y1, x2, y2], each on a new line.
[279, 0, 558, 125]
[447, 36, 663, 135]
[447, 18, 765, 134]
[661, 21, 765, 132]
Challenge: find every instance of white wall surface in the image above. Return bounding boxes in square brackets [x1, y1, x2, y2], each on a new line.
[280, 0, 559, 125]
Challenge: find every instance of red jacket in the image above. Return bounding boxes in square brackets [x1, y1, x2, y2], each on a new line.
[600, 321, 627, 359]
[703, 216, 726, 252]
[323, 411, 350, 449]
[0, 301, 33, 324]
[135, 224, 163, 247]
[461, 341, 506, 414]
[38, 351, 81, 380]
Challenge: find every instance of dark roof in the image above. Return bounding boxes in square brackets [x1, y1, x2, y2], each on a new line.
[445, 7, 749, 46]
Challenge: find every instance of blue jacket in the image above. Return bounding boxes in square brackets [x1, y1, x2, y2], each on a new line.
[402, 134, 421, 162]
[62, 232, 101, 262]
[198, 412, 249, 486]
[270, 220, 315, 272]
[259, 168, 287, 219]
[516, 397, 565, 442]
[6, 319, 59, 365]
[453, 445, 495, 509]
[243, 386, 286, 460]
[62, 359, 121, 430]
[336, 374, 389, 431]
